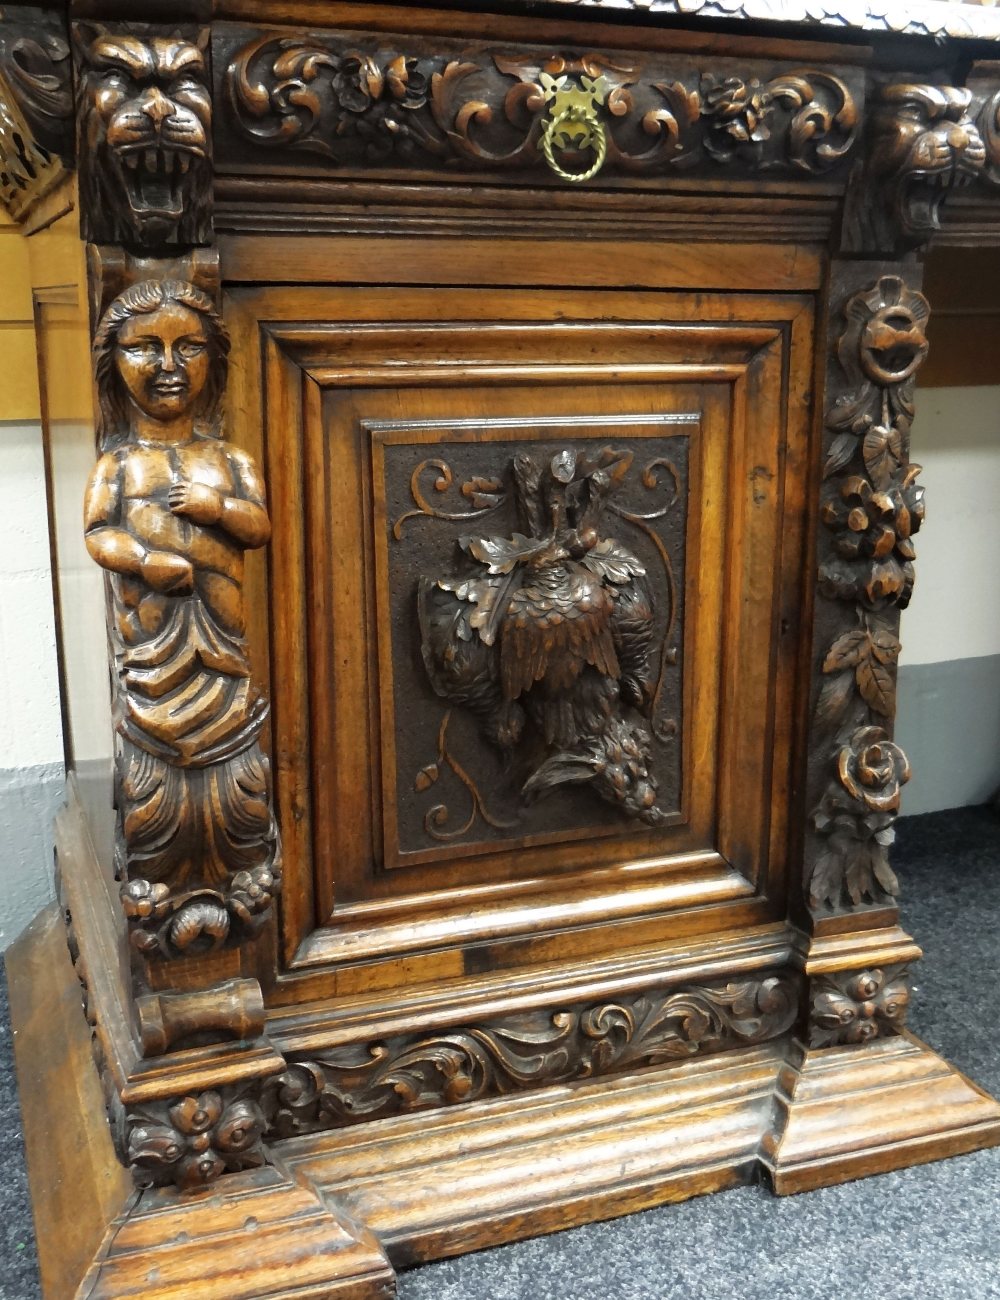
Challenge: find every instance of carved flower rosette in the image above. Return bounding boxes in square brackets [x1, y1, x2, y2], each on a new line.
[126, 1089, 267, 1190]
[808, 274, 928, 914]
[810, 967, 910, 1047]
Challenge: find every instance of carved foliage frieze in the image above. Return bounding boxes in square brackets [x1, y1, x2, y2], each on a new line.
[260, 973, 798, 1136]
[84, 279, 281, 961]
[221, 29, 859, 182]
[74, 22, 212, 247]
[809, 966, 910, 1047]
[808, 275, 928, 912]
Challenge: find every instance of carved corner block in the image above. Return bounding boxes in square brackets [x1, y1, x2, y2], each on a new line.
[0, 11, 73, 222]
[842, 82, 986, 252]
[804, 270, 929, 919]
[73, 21, 213, 248]
[83, 276, 281, 964]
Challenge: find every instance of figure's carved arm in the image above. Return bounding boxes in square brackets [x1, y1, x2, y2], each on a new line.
[168, 451, 271, 549]
[85, 452, 194, 594]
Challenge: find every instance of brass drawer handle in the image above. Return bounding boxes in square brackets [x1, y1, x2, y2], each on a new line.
[540, 72, 609, 184]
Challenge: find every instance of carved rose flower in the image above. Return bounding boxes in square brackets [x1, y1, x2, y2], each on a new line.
[119, 877, 170, 921]
[703, 76, 771, 146]
[229, 865, 279, 925]
[820, 464, 924, 608]
[127, 1090, 266, 1191]
[811, 968, 910, 1047]
[837, 724, 911, 816]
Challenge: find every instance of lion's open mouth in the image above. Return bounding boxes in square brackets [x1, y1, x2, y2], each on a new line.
[903, 161, 980, 237]
[116, 145, 204, 219]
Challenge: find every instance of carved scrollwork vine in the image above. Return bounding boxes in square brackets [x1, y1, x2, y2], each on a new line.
[224, 32, 858, 180]
[260, 973, 798, 1135]
[809, 966, 910, 1047]
[808, 275, 929, 912]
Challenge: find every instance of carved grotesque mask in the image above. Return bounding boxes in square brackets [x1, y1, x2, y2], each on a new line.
[872, 84, 986, 244]
[76, 25, 212, 246]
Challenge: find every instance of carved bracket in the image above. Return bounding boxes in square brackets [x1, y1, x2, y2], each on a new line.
[807, 273, 929, 914]
[0, 13, 72, 221]
[74, 22, 213, 248]
[842, 82, 986, 252]
[809, 965, 910, 1047]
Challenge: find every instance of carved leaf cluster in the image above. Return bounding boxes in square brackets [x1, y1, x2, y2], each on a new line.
[809, 966, 910, 1047]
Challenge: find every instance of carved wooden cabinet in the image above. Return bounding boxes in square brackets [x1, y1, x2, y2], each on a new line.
[5, 1, 1000, 1295]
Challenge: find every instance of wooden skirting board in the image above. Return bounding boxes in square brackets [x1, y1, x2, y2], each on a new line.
[11, 902, 1000, 1299]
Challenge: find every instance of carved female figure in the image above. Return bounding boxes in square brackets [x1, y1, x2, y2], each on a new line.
[84, 279, 280, 959]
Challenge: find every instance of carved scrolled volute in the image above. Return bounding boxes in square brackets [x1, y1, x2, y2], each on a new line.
[809, 966, 911, 1048]
[808, 274, 929, 913]
[74, 22, 212, 247]
[83, 279, 281, 961]
[419, 446, 666, 827]
[843, 83, 986, 251]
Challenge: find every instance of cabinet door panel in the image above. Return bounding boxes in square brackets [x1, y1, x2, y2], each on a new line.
[225, 277, 813, 984]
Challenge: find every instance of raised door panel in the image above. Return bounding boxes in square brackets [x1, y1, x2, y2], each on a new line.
[224, 269, 814, 1000]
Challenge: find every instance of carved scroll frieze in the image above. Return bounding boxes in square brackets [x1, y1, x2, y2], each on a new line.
[125, 1087, 267, 1190]
[74, 23, 212, 247]
[84, 279, 281, 961]
[0, 16, 72, 220]
[809, 966, 910, 1047]
[221, 29, 859, 182]
[808, 274, 929, 913]
[419, 446, 674, 828]
[260, 973, 798, 1136]
[843, 84, 986, 252]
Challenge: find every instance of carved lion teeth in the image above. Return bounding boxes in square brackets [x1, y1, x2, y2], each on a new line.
[178, 154, 190, 174]
[145, 149, 157, 172]
[125, 153, 139, 170]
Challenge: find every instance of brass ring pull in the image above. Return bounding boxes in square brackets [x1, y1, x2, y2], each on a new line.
[541, 108, 607, 184]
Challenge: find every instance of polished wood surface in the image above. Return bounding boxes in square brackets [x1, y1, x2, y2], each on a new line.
[5, 1, 1000, 1295]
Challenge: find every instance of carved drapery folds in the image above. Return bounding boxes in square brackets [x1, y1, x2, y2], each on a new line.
[74, 22, 213, 247]
[84, 278, 281, 961]
[809, 966, 910, 1047]
[261, 974, 798, 1136]
[419, 446, 669, 827]
[808, 274, 929, 913]
[222, 31, 859, 180]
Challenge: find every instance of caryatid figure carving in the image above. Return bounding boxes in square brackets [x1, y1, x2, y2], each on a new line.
[84, 280, 281, 960]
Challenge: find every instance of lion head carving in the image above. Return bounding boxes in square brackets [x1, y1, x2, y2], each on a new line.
[75, 24, 211, 247]
[869, 84, 985, 246]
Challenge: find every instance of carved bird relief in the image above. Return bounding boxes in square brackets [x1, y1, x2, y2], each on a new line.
[419, 446, 665, 826]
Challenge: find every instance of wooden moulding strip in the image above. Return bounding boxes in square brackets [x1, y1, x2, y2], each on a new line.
[281, 1042, 786, 1266]
[790, 924, 924, 975]
[268, 922, 796, 1054]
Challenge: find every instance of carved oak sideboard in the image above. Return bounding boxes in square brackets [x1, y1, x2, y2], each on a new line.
[4, 1, 1000, 1295]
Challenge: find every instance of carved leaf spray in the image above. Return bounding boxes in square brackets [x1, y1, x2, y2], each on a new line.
[419, 446, 668, 827]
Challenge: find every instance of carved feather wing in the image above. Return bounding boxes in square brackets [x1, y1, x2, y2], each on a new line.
[500, 565, 619, 700]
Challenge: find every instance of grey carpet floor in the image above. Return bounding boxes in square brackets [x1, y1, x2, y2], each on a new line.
[2, 804, 999, 1299]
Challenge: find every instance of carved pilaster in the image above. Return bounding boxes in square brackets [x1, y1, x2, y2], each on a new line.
[803, 268, 930, 920]
[83, 277, 282, 964]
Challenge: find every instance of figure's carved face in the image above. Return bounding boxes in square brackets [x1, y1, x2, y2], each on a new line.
[77, 27, 212, 245]
[874, 85, 986, 243]
[115, 303, 209, 422]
